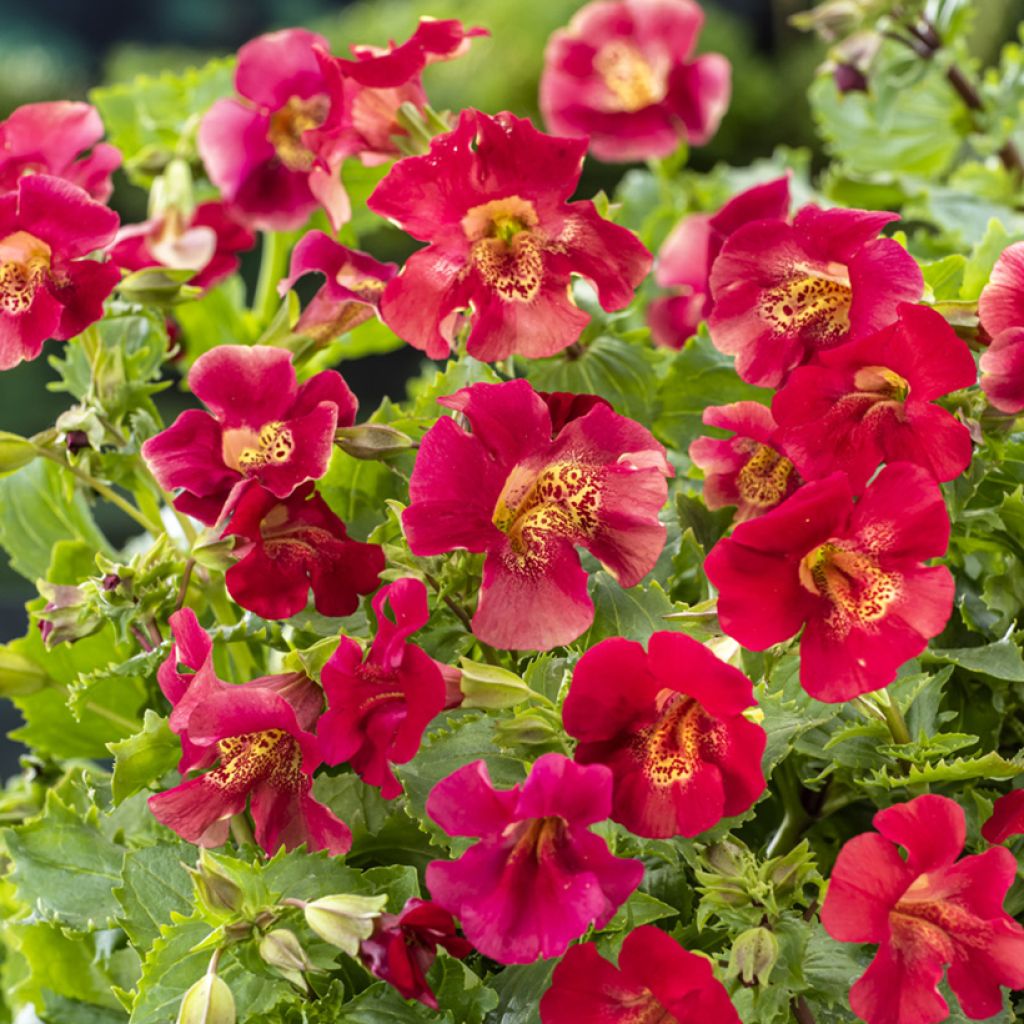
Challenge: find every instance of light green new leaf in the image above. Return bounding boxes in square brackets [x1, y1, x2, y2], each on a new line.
[108, 710, 181, 805]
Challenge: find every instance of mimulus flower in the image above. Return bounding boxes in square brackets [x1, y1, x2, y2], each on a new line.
[318, 578, 447, 798]
[688, 401, 798, 523]
[981, 788, 1024, 845]
[540, 925, 741, 1023]
[979, 242, 1024, 412]
[708, 205, 924, 387]
[0, 174, 120, 371]
[704, 463, 954, 702]
[821, 794, 1024, 1024]
[425, 753, 643, 963]
[772, 303, 975, 491]
[403, 379, 672, 651]
[539, 0, 731, 163]
[141, 344, 357, 526]
[368, 110, 652, 361]
[563, 631, 766, 838]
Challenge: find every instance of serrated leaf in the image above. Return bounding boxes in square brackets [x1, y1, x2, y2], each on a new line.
[485, 959, 557, 1024]
[577, 573, 678, 646]
[604, 890, 678, 931]
[430, 957, 498, 1024]
[108, 710, 181, 805]
[925, 635, 1024, 682]
[115, 840, 194, 950]
[868, 751, 1023, 790]
[331, 982, 438, 1022]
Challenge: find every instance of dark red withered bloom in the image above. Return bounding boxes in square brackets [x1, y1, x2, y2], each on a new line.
[772, 303, 975, 491]
[982, 789, 1024, 845]
[704, 463, 954, 702]
[403, 379, 671, 651]
[223, 483, 384, 620]
[539, 0, 731, 163]
[0, 101, 121, 202]
[277, 230, 396, 344]
[318, 578, 447, 799]
[540, 924, 741, 1023]
[708, 205, 924, 387]
[141, 344, 356, 526]
[689, 401, 798, 523]
[359, 898, 472, 1009]
[979, 242, 1024, 412]
[198, 29, 349, 232]
[425, 753, 643, 964]
[562, 631, 765, 838]
[368, 110, 652, 361]
[0, 174, 120, 371]
[821, 794, 1024, 1024]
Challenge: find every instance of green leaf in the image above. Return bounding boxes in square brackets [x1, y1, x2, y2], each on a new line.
[114, 840, 194, 950]
[332, 982, 437, 1022]
[172, 277, 256, 360]
[960, 218, 1015, 299]
[576, 573, 678, 646]
[486, 959, 557, 1024]
[605, 890, 678, 931]
[429, 957, 498, 1024]
[108, 711, 181, 805]
[925, 634, 1024, 682]
[868, 750, 1023, 790]
[921, 254, 967, 301]
[319, 447, 408, 541]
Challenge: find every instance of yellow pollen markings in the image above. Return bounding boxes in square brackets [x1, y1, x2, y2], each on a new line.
[461, 196, 545, 304]
[852, 364, 911, 404]
[211, 728, 303, 794]
[760, 263, 852, 343]
[593, 40, 666, 113]
[0, 230, 51, 315]
[633, 693, 721, 787]
[267, 95, 329, 172]
[236, 421, 296, 473]
[736, 444, 794, 509]
[890, 890, 991, 959]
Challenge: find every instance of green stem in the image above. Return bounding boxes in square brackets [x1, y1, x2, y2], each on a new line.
[877, 691, 912, 745]
[766, 759, 812, 858]
[230, 812, 256, 849]
[207, 584, 256, 679]
[253, 231, 289, 327]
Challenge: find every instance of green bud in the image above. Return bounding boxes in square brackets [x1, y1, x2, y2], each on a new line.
[458, 657, 532, 710]
[728, 927, 779, 986]
[303, 893, 387, 955]
[192, 528, 238, 573]
[0, 649, 49, 696]
[335, 423, 414, 460]
[492, 708, 563, 748]
[705, 840, 749, 878]
[189, 849, 245, 915]
[259, 929, 315, 989]
[766, 841, 816, 895]
[117, 265, 202, 306]
[176, 974, 235, 1024]
[0, 431, 37, 475]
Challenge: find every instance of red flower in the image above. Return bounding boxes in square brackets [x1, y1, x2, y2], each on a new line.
[649, 175, 790, 348]
[981, 789, 1024, 845]
[403, 379, 671, 651]
[689, 401, 798, 523]
[563, 631, 765, 838]
[0, 174, 120, 371]
[704, 464, 954, 702]
[359, 898, 472, 1009]
[110, 201, 255, 291]
[425, 753, 643, 964]
[821, 794, 1024, 1024]
[277, 230, 396, 344]
[772, 304, 975, 491]
[318, 578, 447, 799]
[540, 925, 740, 1023]
[980, 328, 1024, 414]
[141, 345, 356, 526]
[0, 101, 121, 202]
[223, 483, 383, 620]
[708, 205, 924, 387]
[539, 0, 731, 163]
[368, 110, 652, 361]
[198, 29, 349, 232]
[979, 242, 1024, 412]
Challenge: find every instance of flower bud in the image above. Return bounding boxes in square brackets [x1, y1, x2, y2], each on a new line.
[303, 893, 388, 955]
[191, 529, 237, 573]
[65, 430, 91, 454]
[492, 708, 563, 748]
[458, 657, 532, 710]
[35, 582, 102, 648]
[0, 431, 37, 475]
[176, 974, 235, 1024]
[117, 265, 202, 306]
[259, 929, 314, 975]
[705, 840, 748, 878]
[0, 649, 49, 696]
[188, 849, 244, 915]
[729, 927, 779, 986]
[335, 423, 414, 460]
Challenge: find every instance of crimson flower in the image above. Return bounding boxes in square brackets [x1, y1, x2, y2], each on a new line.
[198, 29, 349, 232]
[821, 794, 1024, 1024]
[318, 578, 447, 799]
[0, 174, 120, 371]
[359, 898, 472, 1009]
[979, 242, 1024, 413]
[982, 789, 1024, 845]
[403, 379, 671, 651]
[539, 0, 731, 163]
[540, 925, 741, 1023]
[708, 205, 924, 387]
[425, 753, 643, 963]
[704, 464, 954, 702]
[368, 110, 652, 361]
[689, 401, 798, 523]
[563, 631, 765, 838]
[141, 344, 356, 526]
[0, 101, 121, 202]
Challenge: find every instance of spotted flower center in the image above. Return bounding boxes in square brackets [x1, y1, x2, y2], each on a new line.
[222, 421, 296, 474]
[259, 504, 337, 560]
[891, 880, 991, 960]
[462, 196, 544, 303]
[594, 41, 667, 112]
[268, 95, 329, 172]
[761, 261, 852, 344]
[736, 443, 794, 509]
[0, 230, 51, 315]
[210, 728, 303, 795]
[634, 691, 723, 787]
[612, 991, 679, 1024]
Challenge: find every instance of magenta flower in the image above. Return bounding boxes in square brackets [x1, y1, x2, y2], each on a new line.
[982, 789, 1024, 845]
[368, 110, 652, 361]
[425, 753, 643, 963]
[0, 174, 120, 371]
[318, 578, 447, 798]
[0, 101, 121, 202]
[979, 242, 1024, 412]
[403, 380, 672, 651]
[198, 29, 349, 232]
[539, 0, 731, 163]
[141, 345, 356, 526]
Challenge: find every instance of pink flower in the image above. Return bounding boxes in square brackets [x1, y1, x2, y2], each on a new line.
[979, 242, 1024, 412]
[979, 328, 1024, 414]
[772, 304, 975, 491]
[708, 205, 924, 387]
[403, 380, 672, 651]
[277, 230, 396, 344]
[981, 789, 1024, 845]
[368, 110, 652, 361]
[563, 632, 766, 838]
[704, 463, 954, 702]
[689, 401, 798, 523]
[141, 345, 356, 526]
[0, 101, 121, 202]
[821, 794, 1024, 1024]
[539, 0, 731, 163]
[425, 753, 643, 963]
[198, 29, 349, 232]
[648, 175, 790, 348]
[0, 174, 120, 371]
[540, 925, 741, 1023]
[318, 578, 447, 799]
[110, 201, 255, 291]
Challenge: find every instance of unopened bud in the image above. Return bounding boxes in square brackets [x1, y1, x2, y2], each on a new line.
[35, 582, 101, 648]
[117, 265, 201, 306]
[458, 658, 532, 710]
[0, 649, 49, 696]
[259, 929, 314, 983]
[191, 529, 237, 573]
[705, 840, 748, 878]
[176, 974, 235, 1024]
[65, 430, 91, 454]
[335, 423, 414, 460]
[492, 708, 562, 747]
[0, 431, 37, 474]
[729, 927, 779, 986]
[767, 842, 813, 894]
[303, 893, 387, 955]
[189, 849, 244, 915]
